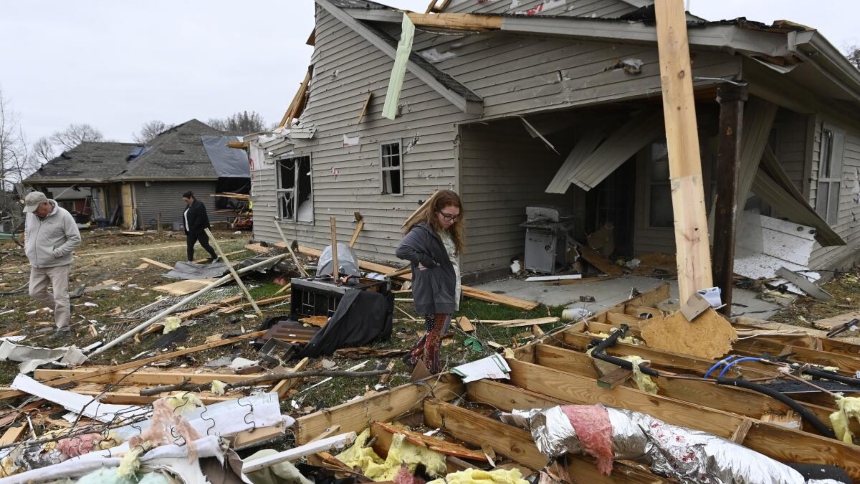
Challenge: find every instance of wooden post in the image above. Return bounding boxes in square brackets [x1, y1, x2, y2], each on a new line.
[273, 220, 310, 277]
[654, 0, 713, 302]
[713, 83, 748, 316]
[205, 228, 262, 316]
[330, 216, 339, 284]
[157, 212, 162, 235]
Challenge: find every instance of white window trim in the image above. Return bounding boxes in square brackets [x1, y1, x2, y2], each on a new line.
[816, 123, 844, 226]
[276, 155, 313, 223]
[379, 140, 404, 196]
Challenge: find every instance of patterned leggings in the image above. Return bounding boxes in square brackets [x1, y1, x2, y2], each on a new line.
[405, 313, 451, 374]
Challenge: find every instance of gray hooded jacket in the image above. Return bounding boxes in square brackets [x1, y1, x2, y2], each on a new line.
[24, 200, 81, 268]
[395, 222, 457, 314]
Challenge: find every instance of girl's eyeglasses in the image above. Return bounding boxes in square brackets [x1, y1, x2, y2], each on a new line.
[438, 211, 460, 221]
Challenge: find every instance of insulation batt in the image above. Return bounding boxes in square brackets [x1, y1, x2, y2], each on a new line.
[502, 404, 822, 484]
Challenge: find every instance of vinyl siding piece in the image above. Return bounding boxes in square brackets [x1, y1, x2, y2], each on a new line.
[439, 0, 639, 18]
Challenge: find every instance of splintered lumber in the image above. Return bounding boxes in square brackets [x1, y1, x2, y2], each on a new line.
[0, 424, 27, 447]
[654, 0, 712, 302]
[532, 344, 856, 437]
[231, 424, 286, 451]
[575, 243, 623, 276]
[293, 373, 464, 444]
[0, 331, 266, 401]
[476, 317, 559, 327]
[90, 253, 288, 357]
[206, 228, 261, 316]
[424, 399, 669, 483]
[153, 279, 217, 296]
[297, 246, 539, 311]
[218, 295, 290, 314]
[406, 12, 502, 31]
[372, 421, 487, 461]
[273, 222, 310, 277]
[454, 316, 475, 332]
[140, 257, 174, 270]
[33, 368, 273, 386]
[504, 358, 860, 479]
[271, 357, 310, 398]
[812, 311, 860, 330]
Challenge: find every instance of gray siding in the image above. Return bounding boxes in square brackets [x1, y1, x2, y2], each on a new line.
[252, 6, 469, 266]
[133, 181, 229, 230]
[809, 120, 860, 269]
[459, 120, 575, 273]
[419, 33, 741, 120]
[440, 0, 638, 18]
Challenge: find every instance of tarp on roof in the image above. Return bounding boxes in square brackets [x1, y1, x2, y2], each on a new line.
[201, 136, 250, 178]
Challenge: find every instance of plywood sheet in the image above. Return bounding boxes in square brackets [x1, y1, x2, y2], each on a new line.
[153, 279, 217, 296]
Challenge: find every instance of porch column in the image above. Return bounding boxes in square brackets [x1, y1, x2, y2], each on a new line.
[712, 83, 748, 316]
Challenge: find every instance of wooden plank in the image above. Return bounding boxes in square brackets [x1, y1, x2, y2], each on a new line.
[153, 279, 217, 296]
[33, 369, 275, 386]
[424, 399, 671, 483]
[506, 358, 860, 479]
[140, 257, 173, 270]
[576, 242, 623, 276]
[0, 330, 266, 401]
[812, 311, 860, 331]
[406, 12, 502, 31]
[356, 92, 372, 125]
[218, 295, 291, 314]
[654, 0, 712, 302]
[69, 389, 235, 405]
[0, 424, 27, 447]
[270, 357, 310, 398]
[231, 425, 286, 450]
[453, 316, 475, 332]
[535, 344, 855, 436]
[206, 228, 262, 315]
[292, 373, 464, 444]
[730, 418, 754, 444]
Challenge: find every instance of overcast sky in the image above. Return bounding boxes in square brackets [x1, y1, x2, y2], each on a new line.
[1, 0, 857, 147]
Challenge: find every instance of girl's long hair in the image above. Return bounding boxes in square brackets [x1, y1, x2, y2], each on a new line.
[403, 189, 465, 255]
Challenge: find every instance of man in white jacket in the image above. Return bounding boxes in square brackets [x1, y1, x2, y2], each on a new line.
[23, 191, 81, 337]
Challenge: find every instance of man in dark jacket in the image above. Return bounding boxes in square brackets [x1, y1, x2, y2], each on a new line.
[182, 191, 218, 263]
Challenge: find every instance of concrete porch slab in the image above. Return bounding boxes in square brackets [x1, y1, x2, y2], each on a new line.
[470, 275, 783, 320]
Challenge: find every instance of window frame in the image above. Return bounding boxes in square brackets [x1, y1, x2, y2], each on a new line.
[379, 140, 404, 196]
[815, 124, 844, 226]
[276, 155, 313, 223]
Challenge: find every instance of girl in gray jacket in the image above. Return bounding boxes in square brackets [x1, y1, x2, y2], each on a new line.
[396, 190, 464, 374]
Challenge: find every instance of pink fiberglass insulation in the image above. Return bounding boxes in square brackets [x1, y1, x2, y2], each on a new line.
[561, 405, 614, 475]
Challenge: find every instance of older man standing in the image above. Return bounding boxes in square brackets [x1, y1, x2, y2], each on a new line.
[23, 191, 81, 337]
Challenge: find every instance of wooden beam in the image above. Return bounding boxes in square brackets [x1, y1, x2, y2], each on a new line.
[712, 83, 748, 316]
[270, 357, 310, 398]
[140, 257, 173, 270]
[34, 369, 276, 386]
[293, 373, 463, 444]
[206, 228, 261, 316]
[505, 358, 860, 479]
[406, 12, 502, 31]
[654, 0, 712, 302]
[0, 331, 266, 401]
[356, 92, 372, 125]
[279, 68, 312, 129]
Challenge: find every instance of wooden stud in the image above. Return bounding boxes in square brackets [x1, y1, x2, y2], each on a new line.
[273, 221, 310, 277]
[140, 257, 173, 270]
[270, 357, 310, 398]
[205, 228, 261, 316]
[654, 0, 713, 302]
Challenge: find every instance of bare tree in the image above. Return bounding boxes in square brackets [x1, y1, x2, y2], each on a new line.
[133, 120, 172, 144]
[49, 123, 104, 150]
[31, 136, 55, 164]
[0, 90, 34, 231]
[207, 111, 267, 133]
[847, 45, 860, 70]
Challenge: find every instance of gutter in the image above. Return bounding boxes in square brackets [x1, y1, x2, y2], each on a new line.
[790, 31, 860, 105]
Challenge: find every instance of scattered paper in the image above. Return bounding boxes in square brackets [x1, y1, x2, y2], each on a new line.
[451, 355, 511, 383]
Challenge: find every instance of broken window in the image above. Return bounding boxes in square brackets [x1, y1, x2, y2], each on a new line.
[815, 124, 844, 226]
[276, 156, 313, 222]
[816, 125, 844, 224]
[380, 141, 403, 195]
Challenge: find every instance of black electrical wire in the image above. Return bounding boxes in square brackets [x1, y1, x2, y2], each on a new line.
[590, 324, 660, 377]
[716, 377, 836, 439]
[590, 324, 837, 440]
[800, 366, 860, 388]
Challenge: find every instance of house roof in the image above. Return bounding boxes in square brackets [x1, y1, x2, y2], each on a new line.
[112, 119, 232, 181]
[26, 119, 250, 186]
[25, 141, 138, 185]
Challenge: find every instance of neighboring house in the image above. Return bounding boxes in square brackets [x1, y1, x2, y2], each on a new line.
[26, 119, 251, 230]
[249, 0, 860, 282]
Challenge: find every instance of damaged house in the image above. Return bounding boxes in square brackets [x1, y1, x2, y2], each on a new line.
[25, 119, 251, 230]
[249, 0, 860, 288]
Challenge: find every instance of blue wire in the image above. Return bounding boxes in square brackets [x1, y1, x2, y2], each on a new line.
[718, 357, 763, 379]
[704, 355, 738, 379]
